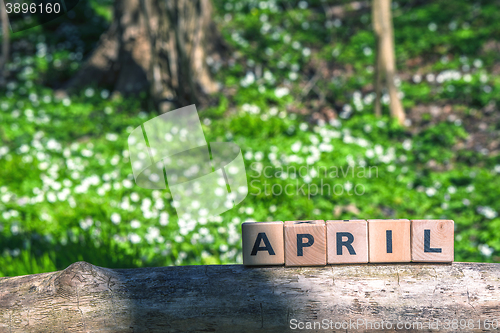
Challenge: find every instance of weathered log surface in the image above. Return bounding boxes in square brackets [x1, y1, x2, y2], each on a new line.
[1, 262, 500, 332]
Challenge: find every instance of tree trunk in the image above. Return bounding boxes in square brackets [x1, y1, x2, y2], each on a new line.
[0, 0, 10, 84]
[67, 0, 222, 112]
[372, 0, 405, 125]
[1, 262, 500, 332]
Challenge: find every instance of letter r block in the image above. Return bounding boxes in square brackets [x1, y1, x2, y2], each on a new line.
[411, 220, 454, 262]
[285, 220, 326, 266]
[368, 219, 411, 263]
[242, 222, 284, 266]
[327, 220, 368, 264]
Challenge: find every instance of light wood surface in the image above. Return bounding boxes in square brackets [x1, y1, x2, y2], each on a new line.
[242, 221, 284, 265]
[327, 220, 368, 264]
[411, 219, 454, 262]
[368, 219, 411, 263]
[285, 220, 326, 266]
[1, 262, 500, 332]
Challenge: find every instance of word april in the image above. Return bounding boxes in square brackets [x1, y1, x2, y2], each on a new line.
[242, 219, 454, 266]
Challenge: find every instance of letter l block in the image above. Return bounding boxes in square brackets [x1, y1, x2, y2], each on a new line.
[242, 222, 284, 265]
[411, 220, 454, 262]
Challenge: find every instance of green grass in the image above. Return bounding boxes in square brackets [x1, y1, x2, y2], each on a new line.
[1, 0, 500, 276]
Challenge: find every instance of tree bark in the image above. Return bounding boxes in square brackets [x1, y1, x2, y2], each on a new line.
[67, 0, 222, 111]
[372, 0, 405, 125]
[1, 262, 500, 332]
[0, 0, 10, 84]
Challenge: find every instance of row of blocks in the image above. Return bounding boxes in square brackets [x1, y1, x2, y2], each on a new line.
[242, 219, 454, 266]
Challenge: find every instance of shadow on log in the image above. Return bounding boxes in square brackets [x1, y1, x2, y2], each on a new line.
[1, 262, 500, 332]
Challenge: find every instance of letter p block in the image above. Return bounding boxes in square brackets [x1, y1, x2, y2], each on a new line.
[242, 222, 284, 265]
[285, 220, 326, 266]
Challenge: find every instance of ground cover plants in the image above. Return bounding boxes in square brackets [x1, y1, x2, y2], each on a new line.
[1, 0, 500, 276]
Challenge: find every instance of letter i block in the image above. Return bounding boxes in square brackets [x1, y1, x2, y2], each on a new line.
[368, 219, 411, 263]
[327, 220, 368, 264]
[242, 222, 284, 266]
[411, 220, 454, 262]
[285, 220, 326, 266]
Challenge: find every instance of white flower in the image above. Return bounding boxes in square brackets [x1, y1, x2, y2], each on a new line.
[123, 179, 133, 188]
[131, 220, 141, 229]
[130, 192, 140, 202]
[111, 213, 121, 224]
[291, 141, 302, 153]
[479, 244, 494, 257]
[240, 71, 255, 87]
[129, 233, 141, 244]
[38, 162, 49, 170]
[477, 206, 498, 219]
[275, 87, 289, 98]
[425, 188, 436, 197]
[85, 88, 94, 97]
[106, 133, 118, 141]
[159, 212, 169, 226]
[402, 139, 412, 151]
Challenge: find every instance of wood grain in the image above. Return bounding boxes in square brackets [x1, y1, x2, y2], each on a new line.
[368, 219, 411, 263]
[1, 262, 500, 332]
[327, 220, 368, 264]
[242, 221, 284, 265]
[284, 220, 326, 266]
[411, 219, 454, 262]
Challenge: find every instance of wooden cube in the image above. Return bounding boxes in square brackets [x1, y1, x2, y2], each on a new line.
[327, 220, 368, 264]
[242, 222, 284, 266]
[368, 219, 411, 263]
[411, 220, 454, 262]
[284, 220, 326, 266]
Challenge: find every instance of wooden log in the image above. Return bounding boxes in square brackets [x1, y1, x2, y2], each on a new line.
[1, 262, 500, 332]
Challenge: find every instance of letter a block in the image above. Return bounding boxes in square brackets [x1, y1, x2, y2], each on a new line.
[242, 222, 284, 266]
[368, 219, 411, 263]
[327, 220, 368, 264]
[411, 220, 454, 262]
[285, 220, 326, 266]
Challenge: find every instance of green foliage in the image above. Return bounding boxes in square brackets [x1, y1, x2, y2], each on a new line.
[1, 0, 500, 276]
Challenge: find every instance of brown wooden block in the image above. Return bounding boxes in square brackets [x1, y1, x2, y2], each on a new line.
[327, 220, 368, 264]
[242, 221, 284, 266]
[284, 220, 326, 266]
[368, 219, 411, 263]
[411, 220, 454, 262]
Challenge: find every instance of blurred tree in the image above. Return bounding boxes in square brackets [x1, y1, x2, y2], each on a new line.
[372, 0, 405, 125]
[68, 0, 223, 111]
[0, 0, 10, 84]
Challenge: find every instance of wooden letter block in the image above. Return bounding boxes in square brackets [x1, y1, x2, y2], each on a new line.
[368, 219, 411, 263]
[411, 220, 454, 262]
[326, 220, 368, 264]
[285, 220, 326, 266]
[242, 222, 284, 266]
